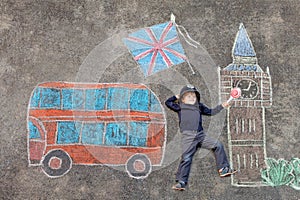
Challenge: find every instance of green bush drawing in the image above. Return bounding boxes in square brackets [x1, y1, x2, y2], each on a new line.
[261, 158, 294, 187]
[290, 158, 300, 190]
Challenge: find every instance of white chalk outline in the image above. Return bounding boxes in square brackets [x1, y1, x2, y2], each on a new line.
[220, 23, 272, 187]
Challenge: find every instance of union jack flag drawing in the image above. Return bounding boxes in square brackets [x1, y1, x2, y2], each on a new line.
[123, 21, 188, 77]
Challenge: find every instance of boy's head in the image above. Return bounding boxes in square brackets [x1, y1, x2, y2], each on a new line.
[181, 91, 197, 105]
[179, 84, 200, 104]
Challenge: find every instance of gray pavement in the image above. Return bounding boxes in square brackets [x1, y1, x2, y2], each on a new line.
[0, 0, 299, 199]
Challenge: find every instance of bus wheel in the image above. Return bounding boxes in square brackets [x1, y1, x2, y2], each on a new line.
[126, 154, 152, 179]
[41, 149, 72, 178]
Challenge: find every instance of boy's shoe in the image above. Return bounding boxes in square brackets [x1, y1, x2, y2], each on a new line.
[219, 167, 237, 177]
[172, 181, 186, 191]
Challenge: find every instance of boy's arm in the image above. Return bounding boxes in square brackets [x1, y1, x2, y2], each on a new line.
[165, 95, 181, 112]
[199, 103, 224, 116]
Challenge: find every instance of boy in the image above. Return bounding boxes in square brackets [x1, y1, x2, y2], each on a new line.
[165, 84, 236, 191]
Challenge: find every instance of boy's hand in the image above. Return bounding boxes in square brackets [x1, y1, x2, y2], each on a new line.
[222, 102, 230, 108]
[175, 94, 180, 99]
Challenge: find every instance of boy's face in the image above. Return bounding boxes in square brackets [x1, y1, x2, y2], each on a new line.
[182, 92, 197, 105]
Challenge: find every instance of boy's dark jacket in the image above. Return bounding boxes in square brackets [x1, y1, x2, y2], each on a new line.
[165, 86, 224, 132]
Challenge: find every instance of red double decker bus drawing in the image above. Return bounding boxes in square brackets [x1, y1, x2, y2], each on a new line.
[27, 82, 166, 179]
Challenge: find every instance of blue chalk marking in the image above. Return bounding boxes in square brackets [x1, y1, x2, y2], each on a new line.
[30, 88, 41, 108]
[57, 122, 81, 144]
[151, 22, 167, 41]
[152, 53, 167, 74]
[124, 39, 152, 53]
[73, 89, 85, 109]
[137, 53, 154, 75]
[129, 28, 153, 44]
[95, 89, 106, 110]
[107, 88, 129, 110]
[85, 89, 106, 110]
[129, 122, 148, 147]
[123, 21, 187, 76]
[105, 123, 127, 146]
[233, 24, 256, 57]
[164, 24, 178, 42]
[164, 48, 185, 63]
[130, 89, 149, 111]
[62, 89, 85, 110]
[62, 89, 73, 109]
[150, 93, 162, 112]
[81, 123, 104, 145]
[40, 88, 61, 109]
[225, 64, 259, 72]
[85, 89, 96, 110]
[28, 121, 41, 139]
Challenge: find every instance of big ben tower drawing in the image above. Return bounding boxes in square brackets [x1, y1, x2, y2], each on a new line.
[219, 23, 272, 187]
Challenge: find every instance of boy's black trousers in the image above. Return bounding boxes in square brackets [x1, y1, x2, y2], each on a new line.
[176, 130, 230, 183]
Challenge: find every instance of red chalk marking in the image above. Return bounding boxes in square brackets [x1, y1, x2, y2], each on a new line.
[227, 87, 241, 103]
[134, 160, 146, 172]
[231, 87, 241, 98]
[49, 157, 62, 169]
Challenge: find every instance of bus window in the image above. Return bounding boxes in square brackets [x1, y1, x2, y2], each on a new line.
[40, 88, 61, 109]
[129, 122, 148, 147]
[62, 89, 85, 110]
[150, 93, 162, 112]
[130, 89, 149, 111]
[28, 121, 41, 139]
[107, 88, 129, 110]
[57, 122, 81, 144]
[81, 123, 104, 145]
[105, 123, 127, 146]
[85, 89, 106, 110]
[30, 88, 41, 108]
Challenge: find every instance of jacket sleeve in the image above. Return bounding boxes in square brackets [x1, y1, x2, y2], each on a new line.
[165, 96, 181, 112]
[199, 103, 224, 116]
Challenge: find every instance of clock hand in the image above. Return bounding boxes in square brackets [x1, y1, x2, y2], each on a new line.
[243, 82, 251, 91]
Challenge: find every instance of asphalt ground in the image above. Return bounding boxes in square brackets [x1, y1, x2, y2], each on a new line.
[0, 0, 299, 199]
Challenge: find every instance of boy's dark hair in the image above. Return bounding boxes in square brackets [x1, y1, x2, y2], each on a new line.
[179, 84, 200, 102]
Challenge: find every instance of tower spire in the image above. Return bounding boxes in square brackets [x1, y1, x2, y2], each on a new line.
[224, 23, 263, 72]
[233, 23, 256, 57]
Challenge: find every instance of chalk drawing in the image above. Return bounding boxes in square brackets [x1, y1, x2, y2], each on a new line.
[123, 14, 195, 77]
[27, 14, 222, 180]
[291, 158, 300, 190]
[27, 82, 166, 179]
[261, 158, 300, 190]
[219, 23, 272, 187]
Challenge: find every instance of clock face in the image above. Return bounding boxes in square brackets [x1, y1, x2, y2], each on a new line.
[236, 79, 259, 99]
